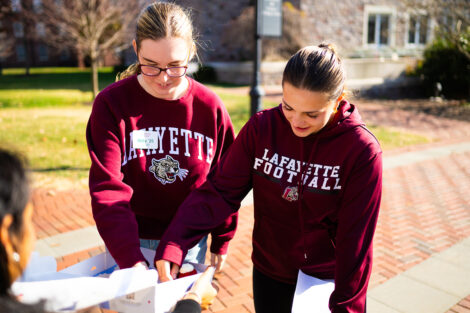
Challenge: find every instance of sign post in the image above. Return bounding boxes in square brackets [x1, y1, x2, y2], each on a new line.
[250, 0, 283, 116]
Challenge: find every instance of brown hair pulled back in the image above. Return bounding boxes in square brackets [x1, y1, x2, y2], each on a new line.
[282, 43, 346, 101]
[116, 2, 196, 81]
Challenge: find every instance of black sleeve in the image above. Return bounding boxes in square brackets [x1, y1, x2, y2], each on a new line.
[171, 299, 201, 313]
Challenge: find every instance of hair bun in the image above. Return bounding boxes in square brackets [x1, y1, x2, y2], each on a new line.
[319, 43, 336, 54]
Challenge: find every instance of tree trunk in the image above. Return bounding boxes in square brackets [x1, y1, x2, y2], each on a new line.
[24, 39, 31, 76]
[77, 49, 85, 68]
[91, 56, 99, 100]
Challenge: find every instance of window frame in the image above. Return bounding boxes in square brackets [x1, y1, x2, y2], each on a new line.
[405, 10, 432, 47]
[37, 44, 49, 62]
[363, 5, 397, 48]
[33, 0, 43, 12]
[16, 44, 26, 62]
[13, 21, 24, 38]
[11, 0, 21, 12]
[36, 22, 46, 37]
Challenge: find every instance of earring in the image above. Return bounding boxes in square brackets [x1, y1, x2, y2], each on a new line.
[12, 252, 20, 263]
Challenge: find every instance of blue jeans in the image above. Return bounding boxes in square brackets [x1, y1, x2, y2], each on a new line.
[140, 236, 208, 264]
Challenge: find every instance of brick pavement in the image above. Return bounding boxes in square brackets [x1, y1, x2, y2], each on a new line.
[29, 99, 470, 313]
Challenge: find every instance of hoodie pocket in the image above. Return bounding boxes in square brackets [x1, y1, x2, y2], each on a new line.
[252, 212, 304, 282]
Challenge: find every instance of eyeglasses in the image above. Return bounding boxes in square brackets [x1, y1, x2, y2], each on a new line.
[139, 64, 188, 77]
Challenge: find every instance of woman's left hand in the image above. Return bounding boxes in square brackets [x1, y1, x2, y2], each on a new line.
[183, 266, 217, 310]
[210, 253, 227, 273]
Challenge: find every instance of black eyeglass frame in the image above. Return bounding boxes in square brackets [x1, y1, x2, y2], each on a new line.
[138, 64, 188, 77]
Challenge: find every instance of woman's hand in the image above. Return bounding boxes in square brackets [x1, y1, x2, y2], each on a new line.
[210, 253, 227, 273]
[183, 266, 217, 310]
[156, 259, 180, 282]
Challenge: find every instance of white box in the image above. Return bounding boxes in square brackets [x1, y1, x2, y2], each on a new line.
[12, 248, 205, 313]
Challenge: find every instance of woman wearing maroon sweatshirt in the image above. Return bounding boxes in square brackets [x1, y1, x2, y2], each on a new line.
[156, 44, 382, 313]
[86, 2, 236, 272]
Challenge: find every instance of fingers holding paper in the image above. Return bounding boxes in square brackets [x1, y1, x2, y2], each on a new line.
[210, 253, 227, 273]
[156, 259, 180, 282]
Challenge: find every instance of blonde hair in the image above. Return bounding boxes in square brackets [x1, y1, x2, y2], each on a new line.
[116, 2, 196, 81]
[282, 43, 346, 101]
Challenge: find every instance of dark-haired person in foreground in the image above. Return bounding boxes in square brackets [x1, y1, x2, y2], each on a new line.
[0, 148, 42, 312]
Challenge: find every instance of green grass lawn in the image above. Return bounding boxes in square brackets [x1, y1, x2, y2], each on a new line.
[0, 107, 91, 187]
[216, 92, 279, 132]
[367, 125, 431, 150]
[0, 67, 116, 108]
[0, 67, 432, 187]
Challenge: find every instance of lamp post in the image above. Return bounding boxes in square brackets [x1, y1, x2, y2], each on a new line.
[249, 0, 282, 116]
[250, 0, 265, 117]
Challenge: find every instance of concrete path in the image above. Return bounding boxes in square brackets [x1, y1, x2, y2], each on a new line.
[368, 237, 470, 313]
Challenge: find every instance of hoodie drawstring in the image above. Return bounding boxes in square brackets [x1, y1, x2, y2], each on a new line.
[297, 137, 319, 262]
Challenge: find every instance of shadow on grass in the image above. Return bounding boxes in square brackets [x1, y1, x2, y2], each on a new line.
[32, 166, 89, 172]
[0, 72, 116, 91]
[399, 102, 470, 123]
[368, 99, 470, 123]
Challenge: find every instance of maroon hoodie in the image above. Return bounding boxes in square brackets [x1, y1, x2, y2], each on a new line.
[156, 101, 382, 312]
[86, 75, 237, 269]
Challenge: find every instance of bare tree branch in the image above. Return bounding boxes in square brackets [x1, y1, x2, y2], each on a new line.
[404, 0, 470, 60]
[0, 1, 15, 60]
[27, 0, 146, 98]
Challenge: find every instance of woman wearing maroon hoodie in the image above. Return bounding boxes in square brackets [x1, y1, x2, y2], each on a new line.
[86, 2, 236, 272]
[155, 44, 382, 313]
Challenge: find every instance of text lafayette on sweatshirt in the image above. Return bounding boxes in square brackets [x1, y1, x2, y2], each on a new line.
[156, 101, 382, 313]
[86, 75, 237, 269]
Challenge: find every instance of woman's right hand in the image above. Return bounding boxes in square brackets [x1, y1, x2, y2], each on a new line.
[156, 259, 180, 282]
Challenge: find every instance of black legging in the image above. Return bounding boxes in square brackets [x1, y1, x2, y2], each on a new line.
[252, 267, 297, 313]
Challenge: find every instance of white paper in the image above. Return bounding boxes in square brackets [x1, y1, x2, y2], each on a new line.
[110, 263, 208, 313]
[13, 248, 207, 313]
[17, 252, 60, 282]
[110, 273, 201, 313]
[292, 270, 335, 313]
[12, 267, 157, 312]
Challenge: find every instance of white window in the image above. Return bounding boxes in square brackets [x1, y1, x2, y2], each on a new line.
[16, 44, 26, 62]
[33, 0, 42, 12]
[36, 22, 46, 37]
[13, 22, 24, 38]
[407, 14, 430, 45]
[363, 6, 396, 48]
[37, 44, 48, 61]
[11, 0, 21, 12]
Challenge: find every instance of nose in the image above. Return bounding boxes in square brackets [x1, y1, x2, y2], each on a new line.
[157, 70, 170, 83]
[291, 113, 307, 127]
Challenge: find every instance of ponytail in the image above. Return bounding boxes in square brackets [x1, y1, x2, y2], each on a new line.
[116, 62, 140, 82]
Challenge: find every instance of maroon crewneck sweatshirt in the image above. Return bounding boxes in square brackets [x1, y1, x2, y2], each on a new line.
[86, 75, 237, 269]
[156, 101, 382, 312]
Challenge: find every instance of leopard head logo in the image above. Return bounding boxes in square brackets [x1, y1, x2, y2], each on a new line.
[282, 186, 299, 202]
[149, 155, 188, 185]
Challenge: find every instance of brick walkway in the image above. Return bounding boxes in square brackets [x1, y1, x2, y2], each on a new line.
[30, 98, 470, 313]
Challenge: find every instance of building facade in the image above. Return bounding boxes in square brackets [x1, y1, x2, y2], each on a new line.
[1, 0, 437, 67]
[184, 0, 435, 62]
[0, 0, 77, 68]
[298, 0, 434, 58]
